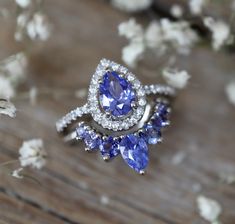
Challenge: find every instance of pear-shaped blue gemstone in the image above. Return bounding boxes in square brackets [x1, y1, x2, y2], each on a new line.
[99, 71, 136, 117]
[119, 134, 148, 173]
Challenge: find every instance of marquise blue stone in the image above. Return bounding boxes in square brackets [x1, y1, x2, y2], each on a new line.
[151, 115, 165, 130]
[142, 124, 161, 145]
[157, 103, 168, 118]
[76, 124, 86, 139]
[99, 71, 136, 117]
[99, 136, 120, 159]
[152, 103, 170, 130]
[84, 131, 100, 150]
[119, 134, 148, 173]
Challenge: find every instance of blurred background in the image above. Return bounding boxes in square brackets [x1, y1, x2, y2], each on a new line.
[0, 0, 235, 224]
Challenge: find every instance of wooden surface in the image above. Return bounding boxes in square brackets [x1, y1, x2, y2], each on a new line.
[0, 1, 235, 224]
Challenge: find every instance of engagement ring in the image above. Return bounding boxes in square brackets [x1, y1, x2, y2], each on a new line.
[56, 59, 176, 174]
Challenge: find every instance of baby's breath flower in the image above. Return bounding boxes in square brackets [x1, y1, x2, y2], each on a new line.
[118, 18, 144, 41]
[19, 139, 47, 169]
[162, 68, 190, 89]
[2, 52, 28, 84]
[145, 21, 165, 52]
[111, 0, 152, 12]
[15, 13, 29, 41]
[118, 18, 199, 67]
[160, 19, 199, 55]
[225, 82, 235, 106]
[170, 4, 183, 18]
[197, 195, 222, 223]
[0, 99, 16, 118]
[15, 0, 31, 8]
[0, 52, 27, 100]
[122, 42, 145, 68]
[11, 168, 24, 179]
[26, 13, 51, 41]
[118, 19, 145, 67]
[204, 17, 231, 51]
[189, 0, 208, 15]
[0, 76, 15, 99]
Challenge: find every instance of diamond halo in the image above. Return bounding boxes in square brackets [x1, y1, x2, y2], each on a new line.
[88, 59, 146, 131]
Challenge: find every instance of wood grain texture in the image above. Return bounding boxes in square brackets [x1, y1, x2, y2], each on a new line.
[0, 0, 235, 224]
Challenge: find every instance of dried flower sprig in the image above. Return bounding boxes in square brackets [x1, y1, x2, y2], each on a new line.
[117, 1, 235, 68]
[19, 139, 47, 169]
[0, 52, 27, 99]
[14, 0, 51, 42]
[204, 17, 231, 51]
[118, 18, 199, 68]
[162, 68, 191, 89]
[15, 12, 51, 42]
[0, 139, 46, 184]
[11, 167, 24, 179]
[1, 139, 47, 170]
[197, 195, 222, 224]
[10, 167, 43, 185]
[0, 99, 16, 118]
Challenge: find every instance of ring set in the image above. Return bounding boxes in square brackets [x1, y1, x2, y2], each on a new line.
[56, 59, 176, 174]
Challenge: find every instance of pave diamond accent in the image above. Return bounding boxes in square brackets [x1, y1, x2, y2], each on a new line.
[144, 85, 176, 97]
[56, 104, 89, 132]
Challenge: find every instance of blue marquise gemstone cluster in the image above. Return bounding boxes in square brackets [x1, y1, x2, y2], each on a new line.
[76, 102, 170, 173]
[99, 71, 136, 117]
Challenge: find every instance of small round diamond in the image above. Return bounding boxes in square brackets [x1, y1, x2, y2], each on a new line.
[139, 98, 146, 106]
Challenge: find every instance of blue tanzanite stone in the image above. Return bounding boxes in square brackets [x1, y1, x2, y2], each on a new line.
[99, 136, 120, 159]
[99, 71, 136, 117]
[119, 134, 148, 173]
[76, 124, 86, 139]
[151, 103, 170, 130]
[84, 131, 100, 151]
[142, 124, 161, 145]
[151, 115, 166, 130]
[156, 103, 169, 118]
